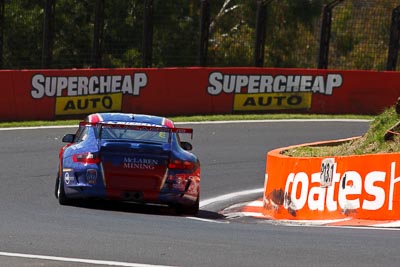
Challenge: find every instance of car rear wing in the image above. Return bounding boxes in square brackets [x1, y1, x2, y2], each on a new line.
[79, 121, 193, 139]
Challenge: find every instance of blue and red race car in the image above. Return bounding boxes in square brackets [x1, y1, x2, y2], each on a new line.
[55, 113, 200, 215]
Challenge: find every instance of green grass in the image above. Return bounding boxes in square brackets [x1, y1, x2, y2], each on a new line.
[0, 113, 373, 128]
[282, 106, 400, 157]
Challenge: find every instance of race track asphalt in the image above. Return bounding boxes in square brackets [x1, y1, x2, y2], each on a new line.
[2, 120, 400, 267]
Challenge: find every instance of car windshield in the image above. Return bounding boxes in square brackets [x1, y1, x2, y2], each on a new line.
[99, 124, 171, 144]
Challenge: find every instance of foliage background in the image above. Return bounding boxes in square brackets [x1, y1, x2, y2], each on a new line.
[2, 0, 399, 70]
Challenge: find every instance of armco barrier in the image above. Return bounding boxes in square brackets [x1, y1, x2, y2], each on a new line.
[263, 138, 400, 221]
[1, 67, 400, 121]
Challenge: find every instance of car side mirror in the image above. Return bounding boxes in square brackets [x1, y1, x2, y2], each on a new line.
[180, 141, 192, 151]
[62, 134, 75, 143]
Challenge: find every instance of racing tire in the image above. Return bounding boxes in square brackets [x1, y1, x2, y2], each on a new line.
[54, 175, 59, 199]
[175, 196, 199, 215]
[56, 174, 70, 205]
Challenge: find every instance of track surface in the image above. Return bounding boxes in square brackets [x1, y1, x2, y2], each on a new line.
[2, 120, 400, 266]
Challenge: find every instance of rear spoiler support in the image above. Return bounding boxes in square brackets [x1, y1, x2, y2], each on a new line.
[79, 121, 193, 139]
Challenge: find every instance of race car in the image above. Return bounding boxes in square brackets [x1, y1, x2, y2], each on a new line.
[55, 113, 200, 215]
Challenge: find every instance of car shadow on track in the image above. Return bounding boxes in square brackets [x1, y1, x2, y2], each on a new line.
[66, 199, 225, 220]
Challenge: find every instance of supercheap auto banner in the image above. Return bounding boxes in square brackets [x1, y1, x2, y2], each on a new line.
[1, 67, 400, 121]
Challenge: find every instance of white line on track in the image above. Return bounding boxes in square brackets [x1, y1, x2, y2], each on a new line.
[0, 125, 77, 131]
[326, 225, 400, 231]
[199, 188, 264, 208]
[182, 188, 264, 224]
[176, 119, 371, 124]
[0, 118, 370, 131]
[185, 217, 229, 224]
[0, 252, 176, 267]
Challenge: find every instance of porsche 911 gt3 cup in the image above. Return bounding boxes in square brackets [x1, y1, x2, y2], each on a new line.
[55, 113, 200, 215]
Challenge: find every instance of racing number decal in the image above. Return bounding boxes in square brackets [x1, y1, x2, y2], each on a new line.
[320, 158, 335, 187]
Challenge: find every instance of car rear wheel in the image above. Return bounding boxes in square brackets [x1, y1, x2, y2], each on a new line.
[54, 174, 59, 199]
[56, 174, 70, 205]
[175, 196, 199, 215]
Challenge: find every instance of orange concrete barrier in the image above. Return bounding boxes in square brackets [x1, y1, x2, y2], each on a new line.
[263, 137, 400, 221]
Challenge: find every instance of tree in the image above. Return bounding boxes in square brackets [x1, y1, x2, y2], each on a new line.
[264, 0, 324, 68]
[3, 0, 43, 69]
[152, 0, 200, 67]
[207, 0, 256, 66]
[101, 0, 144, 67]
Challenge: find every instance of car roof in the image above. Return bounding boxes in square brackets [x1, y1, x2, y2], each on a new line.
[85, 113, 175, 128]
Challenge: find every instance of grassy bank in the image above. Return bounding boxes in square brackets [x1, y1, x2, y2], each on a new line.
[282, 107, 400, 157]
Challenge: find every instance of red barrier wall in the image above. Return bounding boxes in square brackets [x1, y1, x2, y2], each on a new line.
[1, 67, 399, 121]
